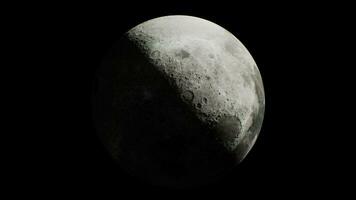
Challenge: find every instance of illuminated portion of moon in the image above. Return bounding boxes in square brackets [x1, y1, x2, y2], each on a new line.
[93, 15, 265, 187]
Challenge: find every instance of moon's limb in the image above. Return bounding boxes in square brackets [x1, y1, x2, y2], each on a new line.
[93, 15, 265, 187]
[128, 15, 264, 151]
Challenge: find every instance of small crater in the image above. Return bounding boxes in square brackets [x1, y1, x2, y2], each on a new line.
[155, 58, 162, 65]
[214, 115, 242, 149]
[203, 97, 208, 104]
[212, 116, 219, 122]
[242, 73, 252, 87]
[151, 50, 160, 58]
[175, 49, 190, 59]
[196, 103, 202, 109]
[202, 112, 209, 118]
[182, 90, 194, 102]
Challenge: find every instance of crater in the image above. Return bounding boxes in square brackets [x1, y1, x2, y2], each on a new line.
[175, 49, 190, 59]
[196, 103, 202, 109]
[151, 50, 160, 58]
[182, 90, 194, 102]
[214, 115, 242, 150]
[203, 97, 208, 104]
[242, 73, 252, 87]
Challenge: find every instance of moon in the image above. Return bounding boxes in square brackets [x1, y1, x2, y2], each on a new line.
[92, 15, 265, 188]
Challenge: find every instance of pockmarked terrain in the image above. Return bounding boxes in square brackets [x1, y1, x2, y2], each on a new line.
[93, 15, 265, 188]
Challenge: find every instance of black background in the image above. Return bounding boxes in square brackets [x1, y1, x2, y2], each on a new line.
[17, 2, 352, 198]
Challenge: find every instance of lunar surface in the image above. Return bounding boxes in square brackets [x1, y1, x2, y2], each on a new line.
[92, 15, 265, 188]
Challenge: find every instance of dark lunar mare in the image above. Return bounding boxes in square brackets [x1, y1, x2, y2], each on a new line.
[92, 34, 258, 188]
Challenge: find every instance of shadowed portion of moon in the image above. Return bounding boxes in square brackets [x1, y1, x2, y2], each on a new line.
[94, 37, 237, 187]
[92, 15, 265, 188]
